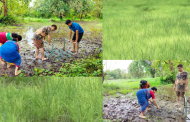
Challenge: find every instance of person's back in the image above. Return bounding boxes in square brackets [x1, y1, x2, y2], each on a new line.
[136, 89, 149, 105]
[69, 22, 84, 33]
[34, 26, 52, 38]
[0, 40, 19, 61]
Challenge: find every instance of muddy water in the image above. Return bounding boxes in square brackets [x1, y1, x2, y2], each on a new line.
[0, 21, 102, 76]
[103, 93, 190, 122]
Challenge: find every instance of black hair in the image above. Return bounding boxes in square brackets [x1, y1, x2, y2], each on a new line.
[11, 33, 18, 38]
[177, 64, 183, 68]
[12, 38, 17, 41]
[140, 80, 147, 88]
[151, 87, 157, 91]
[17, 35, 22, 41]
[51, 25, 57, 30]
[65, 20, 71, 25]
[140, 80, 147, 85]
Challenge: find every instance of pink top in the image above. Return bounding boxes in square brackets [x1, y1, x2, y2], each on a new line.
[0, 32, 7, 44]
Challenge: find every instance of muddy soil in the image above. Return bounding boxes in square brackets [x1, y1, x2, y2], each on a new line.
[0, 21, 102, 76]
[103, 93, 190, 122]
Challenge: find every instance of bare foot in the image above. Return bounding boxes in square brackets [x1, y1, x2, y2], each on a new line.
[147, 108, 151, 111]
[42, 58, 48, 61]
[174, 103, 179, 106]
[0, 60, 5, 65]
[36, 56, 41, 59]
[7, 63, 11, 68]
[75, 52, 78, 55]
[139, 115, 146, 119]
[15, 70, 22, 76]
[70, 50, 76, 52]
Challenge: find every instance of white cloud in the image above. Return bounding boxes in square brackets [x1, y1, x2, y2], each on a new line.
[103, 60, 133, 72]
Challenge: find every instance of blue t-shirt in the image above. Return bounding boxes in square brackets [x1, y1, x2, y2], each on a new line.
[69, 22, 84, 33]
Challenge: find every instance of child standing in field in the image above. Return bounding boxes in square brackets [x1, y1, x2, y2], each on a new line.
[0, 37, 22, 76]
[33, 25, 57, 61]
[65, 20, 84, 55]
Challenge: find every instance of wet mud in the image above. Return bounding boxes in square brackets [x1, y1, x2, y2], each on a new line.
[0, 22, 102, 76]
[103, 93, 190, 122]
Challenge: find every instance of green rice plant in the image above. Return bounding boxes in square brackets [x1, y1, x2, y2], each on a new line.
[103, 0, 190, 60]
[0, 77, 102, 122]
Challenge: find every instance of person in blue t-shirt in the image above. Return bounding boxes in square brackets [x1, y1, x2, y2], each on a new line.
[65, 20, 84, 55]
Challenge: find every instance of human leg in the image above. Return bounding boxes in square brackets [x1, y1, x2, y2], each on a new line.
[40, 47, 48, 61]
[175, 91, 180, 106]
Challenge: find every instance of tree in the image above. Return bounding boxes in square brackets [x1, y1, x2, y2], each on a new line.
[151, 60, 190, 83]
[128, 60, 155, 78]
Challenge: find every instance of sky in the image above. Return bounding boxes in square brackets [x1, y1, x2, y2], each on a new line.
[29, 0, 36, 8]
[103, 60, 133, 72]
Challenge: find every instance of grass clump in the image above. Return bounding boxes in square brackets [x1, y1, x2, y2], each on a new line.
[0, 77, 102, 122]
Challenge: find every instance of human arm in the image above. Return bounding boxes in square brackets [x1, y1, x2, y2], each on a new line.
[0, 43, 2, 47]
[69, 29, 72, 41]
[174, 79, 177, 91]
[43, 36, 45, 42]
[185, 72, 188, 91]
[150, 90, 159, 108]
[152, 99, 159, 109]
[48, 35, 51, 45]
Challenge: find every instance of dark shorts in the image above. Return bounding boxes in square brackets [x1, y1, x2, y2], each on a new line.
[176, 91, 185, 97]
[72, 33, 83, 42]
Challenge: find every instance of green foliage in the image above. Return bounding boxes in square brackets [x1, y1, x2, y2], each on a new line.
[28, 0, 102, 20]
[160, 74, 176, 84]
[103, 0, 190, 59]
[31, 53, 102, 77]
[0, 15, 19, 25]
[0, 77, 102, 122]
[103, 77, 163, 95]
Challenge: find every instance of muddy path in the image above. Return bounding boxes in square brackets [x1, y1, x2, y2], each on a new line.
[103, 88, 190, 122]
[0, 21, 102, 76]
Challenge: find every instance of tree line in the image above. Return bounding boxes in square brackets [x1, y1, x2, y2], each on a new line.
[104, 60, 190, 83]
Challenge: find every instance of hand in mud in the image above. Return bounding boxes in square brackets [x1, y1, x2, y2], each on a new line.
[68, 39, 71, 42]
[49, 43, 51, 45]
[157, 106, 160, 109]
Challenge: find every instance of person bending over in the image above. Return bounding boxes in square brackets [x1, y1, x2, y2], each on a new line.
[136, 87, 159, 119]
[65, 20, 84, 55]
[0, 37, 22, 75]
[33, 25, 57, 61]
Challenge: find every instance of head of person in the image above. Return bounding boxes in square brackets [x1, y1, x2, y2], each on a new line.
[11, 33, 22, 42]
[11, 33, 18, 38]
[140, 80, 147, 88]
[65, 20, 72, 26]
[151, 87, 157, 93]
[51, 25, 57, 31]
[177, 64, 183, 72]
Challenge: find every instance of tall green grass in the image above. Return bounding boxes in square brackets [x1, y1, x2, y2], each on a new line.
[103, 0, 190, 59]
[103, 77, 170, 95]
[0, 77, 102, 122]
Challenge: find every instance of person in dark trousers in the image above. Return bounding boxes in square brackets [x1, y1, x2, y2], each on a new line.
[65, 20, 84, 55]
[60, 12, 63, 20]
